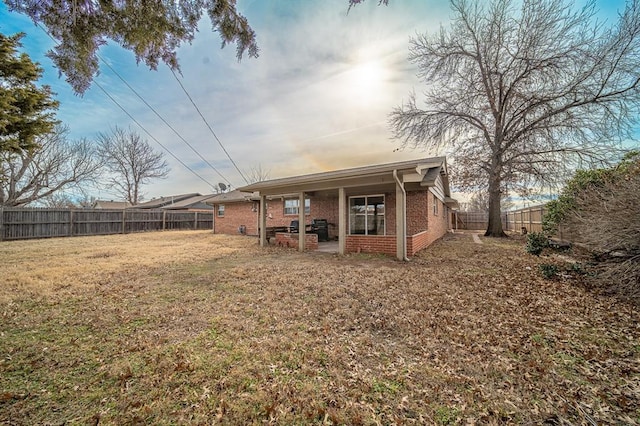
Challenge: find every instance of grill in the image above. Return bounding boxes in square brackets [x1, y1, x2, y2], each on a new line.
[289, 218, 329, 242]
[311, 219, 329, 242]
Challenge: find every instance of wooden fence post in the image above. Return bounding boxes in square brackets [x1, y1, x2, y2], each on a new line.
[122, 210, 126, 234]
[0, 207, 4, 242]
[69, 209, 74, 236]
[194, 212, 198, 230]
[162, 210, 166, 230]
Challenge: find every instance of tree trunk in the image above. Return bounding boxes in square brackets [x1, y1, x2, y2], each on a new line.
[485, 172, 506, 237]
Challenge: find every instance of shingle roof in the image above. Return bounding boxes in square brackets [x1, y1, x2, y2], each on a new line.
[206, 189, 253, 204]
[238, 157, 447, 193]
[160, 194, 217, 210]
[94, 200, 132, 209]
[131, 193, 201, 209]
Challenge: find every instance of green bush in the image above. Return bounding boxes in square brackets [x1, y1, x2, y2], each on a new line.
[539, 264, 559, 280]
[526, 232, 548, 256]
[542, 151, 639, 235]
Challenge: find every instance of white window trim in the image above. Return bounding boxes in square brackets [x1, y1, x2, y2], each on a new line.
[348, 194, 386, 236]
[284, 198, 310, 216]
[217, 204, 225, 217]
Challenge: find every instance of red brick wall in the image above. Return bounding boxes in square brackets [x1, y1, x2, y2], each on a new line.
[214, 190, 450, 256]
[345, 235, 397, 256]
[385, 192, 396, 236]
[275, 232, 318, 250]
[425, 191, 449, 246]
[263, 196, 338, 239]
[407, 230, 430, 255]
[213, 197, 338, 238]
[213, 201, 258, 235]
[406, 191, 428, 235]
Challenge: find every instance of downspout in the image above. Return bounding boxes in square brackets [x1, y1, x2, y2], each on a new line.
[393, 170, 410, 261]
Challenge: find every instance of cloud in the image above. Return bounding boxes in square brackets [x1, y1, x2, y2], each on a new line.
[2, 0, 453, 198]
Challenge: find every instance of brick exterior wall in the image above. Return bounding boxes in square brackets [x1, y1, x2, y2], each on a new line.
[265, 196, 338, 240]
[213, 197, 338, 238]
[214, 189, 450, 256]
[213, 201, 259, 235]
[345, 235, 397, 256]
[425, 191, 449, 246]
[407, 231, 430, 255]
[275, 232, 318, 250]
[406, 191, 428, 235]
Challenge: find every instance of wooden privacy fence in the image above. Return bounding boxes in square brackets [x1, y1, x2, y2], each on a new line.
[503, 205, 546, 233]
[453, 204, 547, 233]
[0, 208, 214, 241]
[452, 211, 507, 230]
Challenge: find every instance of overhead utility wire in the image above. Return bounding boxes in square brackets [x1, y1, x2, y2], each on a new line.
[170, 70, 249, 185]
[96, 54, 234, 187]
[93, 81, 218, 190]
[35, 23, 222, 191]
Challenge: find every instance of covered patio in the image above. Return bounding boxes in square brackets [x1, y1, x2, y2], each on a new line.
[238, 157, 457, 261]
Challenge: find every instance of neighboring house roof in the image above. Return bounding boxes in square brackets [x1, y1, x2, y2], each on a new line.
[131, 193, 201, 209]
[160, 194, 216, 210]
[207, 189, 254, 204]
[238, 157, 457, 207]
[94, 200, 131, 209]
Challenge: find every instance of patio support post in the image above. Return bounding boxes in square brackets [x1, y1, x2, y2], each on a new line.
[259, 194, 267, 247]
[338, 187, 346, 255]
[394, 170, 407, 261]
[298, 192, 306, 251]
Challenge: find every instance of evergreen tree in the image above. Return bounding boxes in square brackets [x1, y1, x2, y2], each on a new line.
[5, 0, 259, 94]
[0, 32, 59, 154]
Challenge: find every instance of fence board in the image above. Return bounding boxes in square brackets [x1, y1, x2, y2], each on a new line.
[0, 208, 214, 241]
[453, 205, 548, 233]
[504, 205, 547, 233]
[453, 211, 507, 230]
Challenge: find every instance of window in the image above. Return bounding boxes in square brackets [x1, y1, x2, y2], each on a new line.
[349, 195, 385, 235]
[217, 204, 225, 217]
[284, 198, 310, 215]
[433, 194, 439, 216]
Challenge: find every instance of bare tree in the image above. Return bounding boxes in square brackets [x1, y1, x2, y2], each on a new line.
[246, 163, 271, 184]
[39, 193, 77, 208]
[75, 194, 97, 209]
[390, 0, 640, 237]
[0, 125, 101, 206]
[462, 191, 513, 212]
[96, 127, 170, 205]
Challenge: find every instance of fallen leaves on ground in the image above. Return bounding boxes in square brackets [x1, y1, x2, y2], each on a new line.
[0, 231, 638, 424]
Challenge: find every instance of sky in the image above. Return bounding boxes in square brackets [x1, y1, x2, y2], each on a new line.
[0, 0, 630, 202]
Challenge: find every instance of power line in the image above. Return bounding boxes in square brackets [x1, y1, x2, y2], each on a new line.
[34, 22, 219, 191]
[96, 54, 234, 187]
[93, 81, 218, 190]
[171, 69, 249, 185]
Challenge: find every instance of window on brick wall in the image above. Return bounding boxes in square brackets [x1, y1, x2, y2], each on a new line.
[349, 195, 385, 235]
[432, 194, 439, 216]
[284, 198, 310, 215]
[217, 204, 225, 217]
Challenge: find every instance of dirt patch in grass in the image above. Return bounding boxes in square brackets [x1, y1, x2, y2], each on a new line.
[1, 230, 638, 424]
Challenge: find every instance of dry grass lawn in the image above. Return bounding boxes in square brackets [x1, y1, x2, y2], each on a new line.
[0, 230, 638, 425]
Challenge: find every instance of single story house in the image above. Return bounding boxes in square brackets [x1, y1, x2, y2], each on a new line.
[131, 193, 214, 211]
[93, 200, 132, 209]
[227, 157, 457, 260]
[208, 190, 258, 235]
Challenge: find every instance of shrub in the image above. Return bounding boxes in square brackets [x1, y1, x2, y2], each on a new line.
[548, 152, 640, 300]
[539, 264, 559, 280]
[526, 232, 548, 256]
